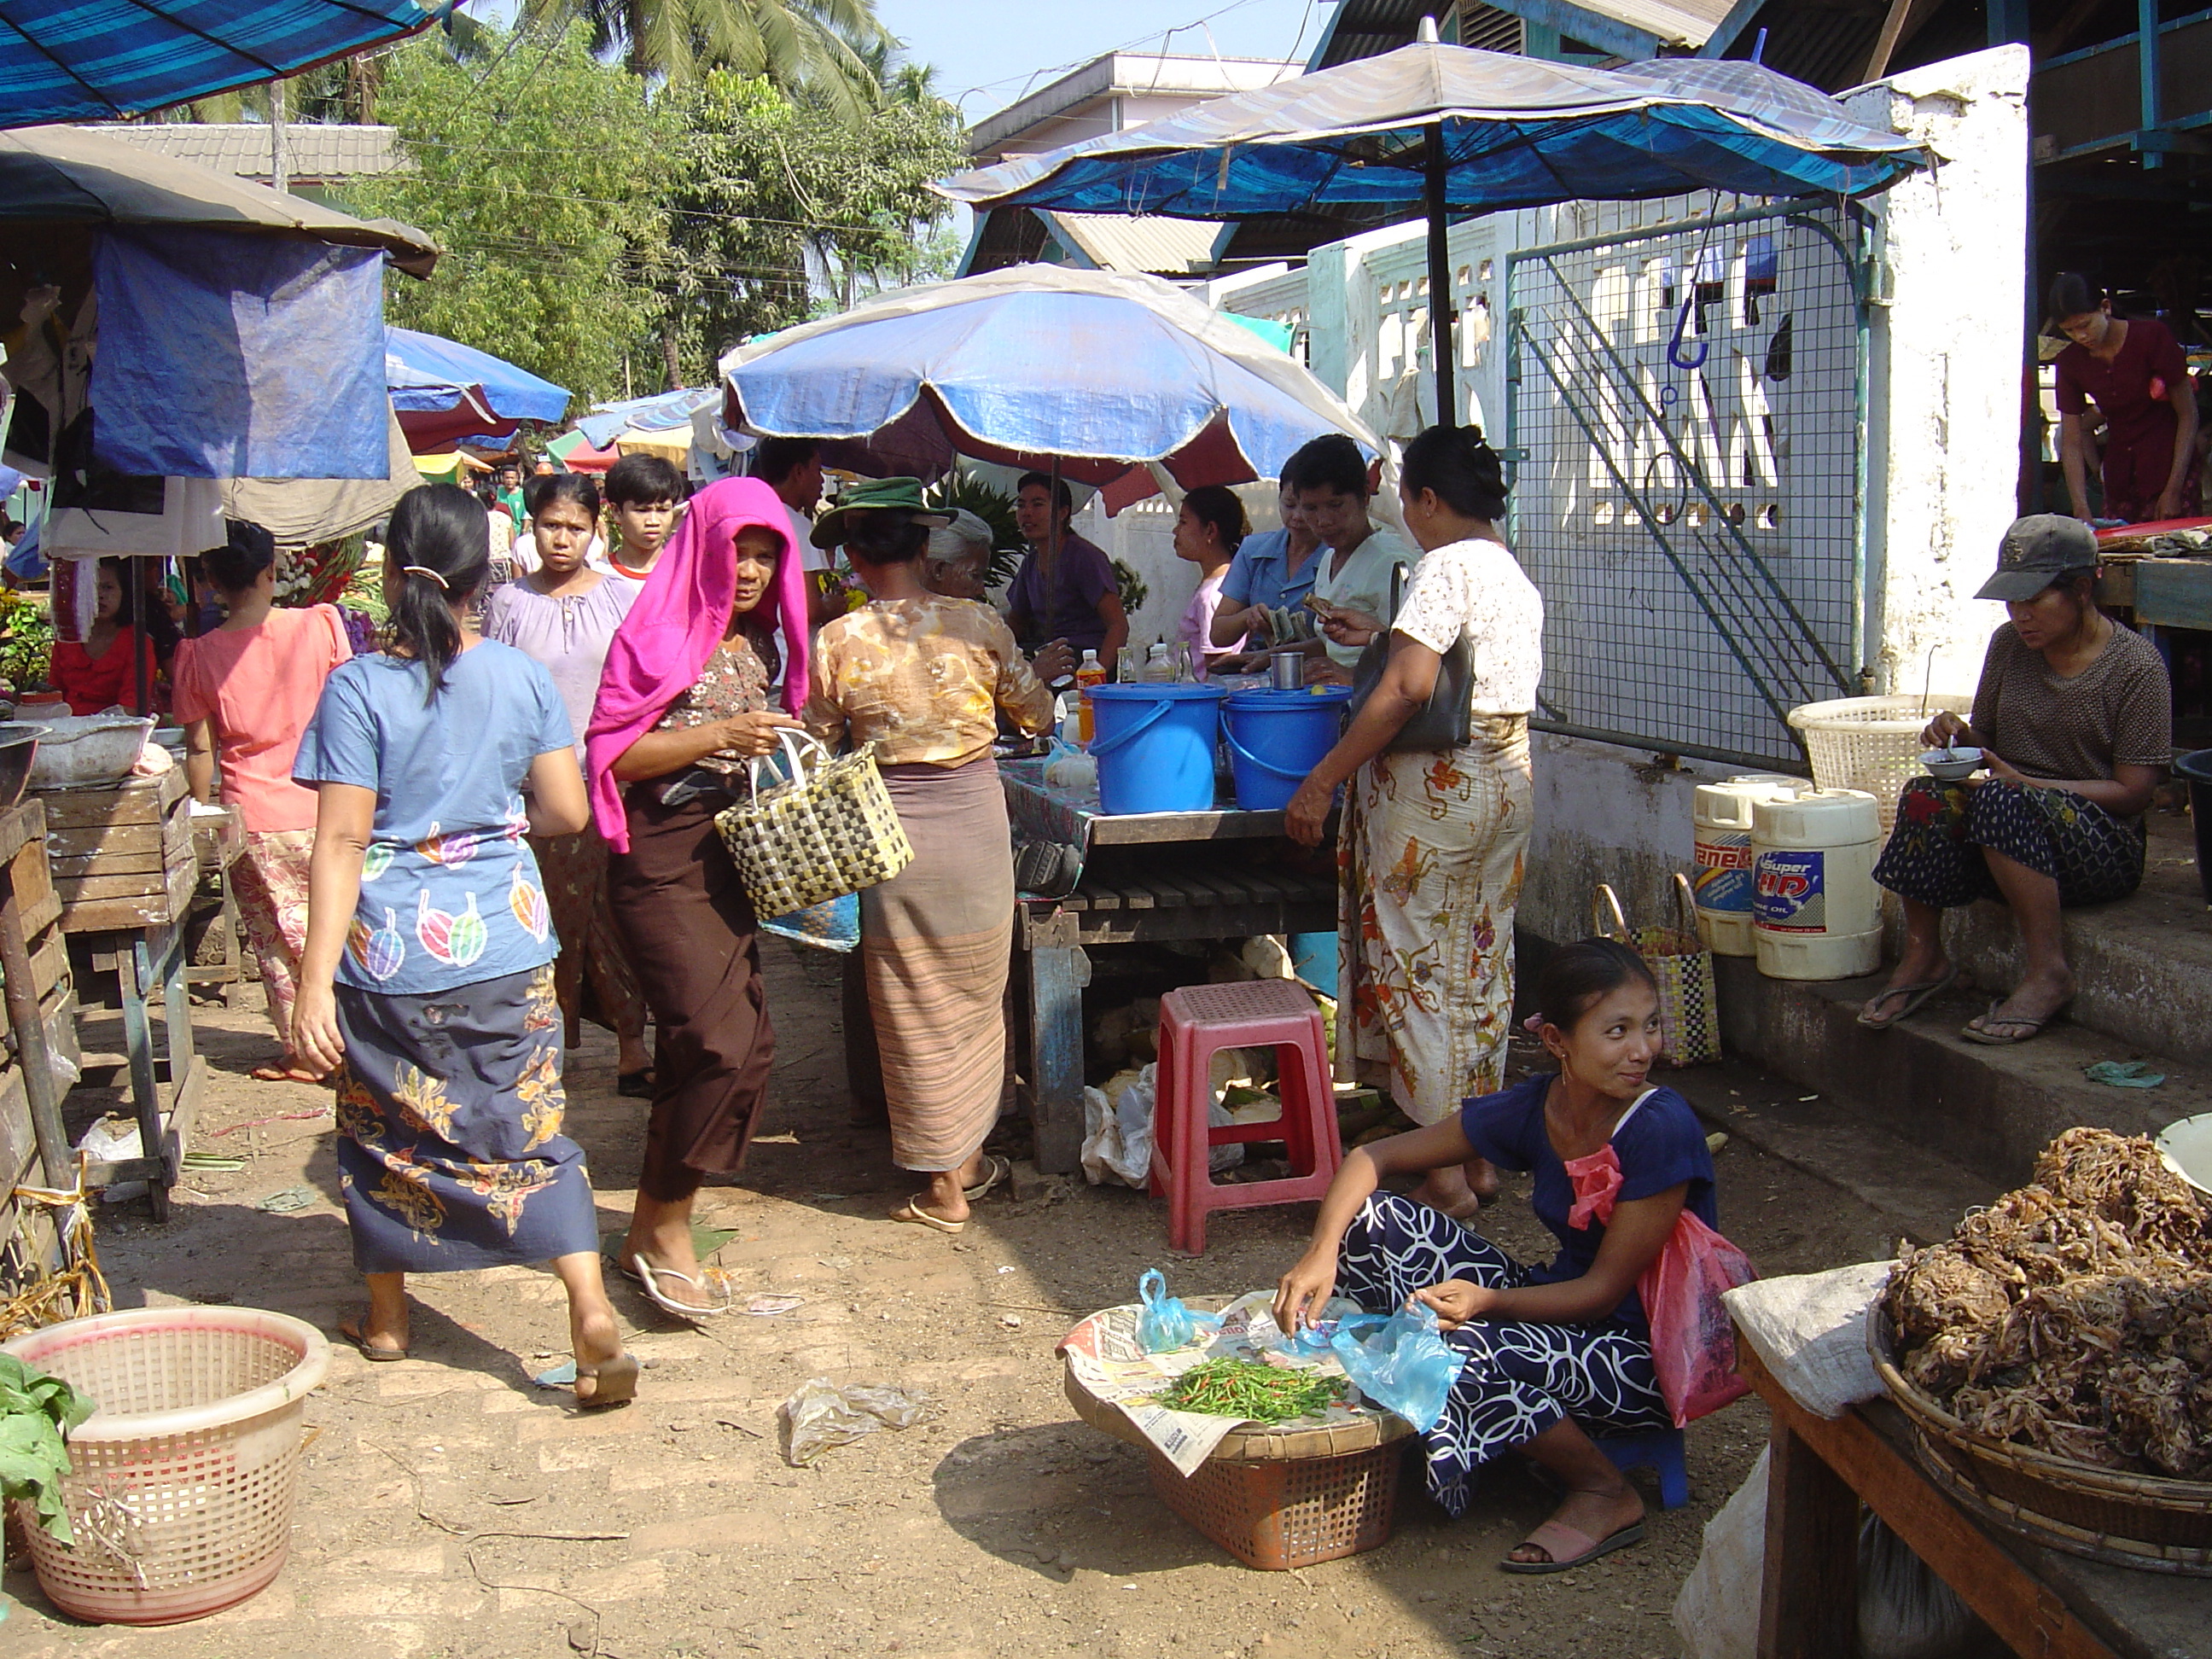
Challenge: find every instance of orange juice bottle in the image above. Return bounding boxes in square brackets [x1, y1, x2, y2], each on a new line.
[1074, 649, 1106, 745]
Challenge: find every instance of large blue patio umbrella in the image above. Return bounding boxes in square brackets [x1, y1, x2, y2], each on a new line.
[1, 0, 449, 128]
[387, 327, 571, 451]
[719, 263, 1381, 491]
[938, 22, 1928, 421]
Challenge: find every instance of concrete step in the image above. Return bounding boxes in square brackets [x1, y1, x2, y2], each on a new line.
[1712, 957, 2212, 1191]
[1936, 812, 2211, 1061]
[1664, 1059, 2001, 1248]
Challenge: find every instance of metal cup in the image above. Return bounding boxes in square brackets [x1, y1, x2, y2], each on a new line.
[1269, 649, 1304, 690]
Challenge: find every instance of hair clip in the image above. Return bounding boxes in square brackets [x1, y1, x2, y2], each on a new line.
[402, 565, 451, 591]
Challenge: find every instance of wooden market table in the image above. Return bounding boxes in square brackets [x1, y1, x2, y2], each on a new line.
[39, 766, 208, 1222]
[1741, 1342, 2203, 1659]
[2093, 556, 2212, 632]
[1000, 756, 1336, 1175]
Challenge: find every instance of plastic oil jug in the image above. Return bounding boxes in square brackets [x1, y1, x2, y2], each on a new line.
[1692, 773, 1806, 956]
[1750, 787, 1883, 981]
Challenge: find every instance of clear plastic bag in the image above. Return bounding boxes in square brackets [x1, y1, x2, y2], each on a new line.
[1329, 1301, 1466, 1432]
[1136, 1268, 1220, 1353]
[1643, 1211, 1756, 1427]
[777, 1377, 928, 1467]
[1857, 1514, 1990, 1659]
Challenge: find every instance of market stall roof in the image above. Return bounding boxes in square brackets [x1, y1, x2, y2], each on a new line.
[937, 44, 1926, 221]
[2, 0, 446, 129]
[576, 387, 716, 450]
[547, 428, 617, 473]
[387, 327, 571, 451]
[0, 123, 439, 273]
[719, 263, 1382, 491]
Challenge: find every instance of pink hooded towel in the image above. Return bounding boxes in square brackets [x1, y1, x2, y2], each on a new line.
[585, 476, 811, 850]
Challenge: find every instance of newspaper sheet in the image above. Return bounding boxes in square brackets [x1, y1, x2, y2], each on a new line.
[1060, 1292, 1376, 1476]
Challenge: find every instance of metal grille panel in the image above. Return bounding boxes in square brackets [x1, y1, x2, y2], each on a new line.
[1505, 204, 1865, 770]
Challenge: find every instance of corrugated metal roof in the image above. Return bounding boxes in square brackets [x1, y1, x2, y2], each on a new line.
[1314, 0, 1731, 67]
[1042, 212, 1227, 275]
[90, 123, 403, 182]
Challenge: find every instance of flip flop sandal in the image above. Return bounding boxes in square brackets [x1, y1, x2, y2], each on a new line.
[621, 1253, 735, 1320]
[890, 1197, 965, 1236]
[1499, 1519, 1645, 1575]
[1856, 970, 1959, 1030]
[576, 1353, 640, 1412]
[963, 1154, 1012, 1202]
[617, 1070, 655, 1099]
[338, 1318, 408, 1363]
[1960, 1001, 2063, 1046]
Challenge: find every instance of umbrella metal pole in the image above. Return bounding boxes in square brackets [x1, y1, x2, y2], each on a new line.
[1425, 125, 1455, 427]
[129, 562, 148, 717]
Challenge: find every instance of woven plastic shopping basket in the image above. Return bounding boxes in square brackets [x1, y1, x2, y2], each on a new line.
[1594, 878, 1721, 1067]
[714, 731, 911, 918]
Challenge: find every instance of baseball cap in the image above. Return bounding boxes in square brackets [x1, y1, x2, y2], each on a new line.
[1973, 515, 2099, 602]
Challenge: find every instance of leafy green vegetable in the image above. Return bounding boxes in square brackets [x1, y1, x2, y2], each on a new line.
[0, 1353, 95, 1542]
[1155, 1358, 1345, 1423]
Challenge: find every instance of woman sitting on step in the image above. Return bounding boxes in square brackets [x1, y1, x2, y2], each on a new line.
[1859, 515, 2171, 1045]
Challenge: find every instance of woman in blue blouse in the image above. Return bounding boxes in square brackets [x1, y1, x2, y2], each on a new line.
[291, 484, 635, 1411]
[1276, 940, 1714, 1573]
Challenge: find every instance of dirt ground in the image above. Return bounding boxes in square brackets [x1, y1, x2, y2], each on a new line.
[2, 945, 1904, 1659]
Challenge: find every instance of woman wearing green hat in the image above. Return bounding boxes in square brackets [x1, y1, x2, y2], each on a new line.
[806, 479, 1057, 1233]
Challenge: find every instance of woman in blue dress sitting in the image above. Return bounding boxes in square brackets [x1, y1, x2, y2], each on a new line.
[1275, 940, 1716, 1573]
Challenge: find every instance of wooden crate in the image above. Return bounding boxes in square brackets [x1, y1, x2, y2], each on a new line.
[38, 770, 197, 934]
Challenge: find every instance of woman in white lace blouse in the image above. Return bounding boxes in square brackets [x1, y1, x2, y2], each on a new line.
[1285, 425, 1544, 1220]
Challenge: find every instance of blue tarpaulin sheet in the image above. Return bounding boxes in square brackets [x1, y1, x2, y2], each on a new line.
[2, 0, 445, 129]
[576, 387, 714, 449]
[91, 224, 388, 480]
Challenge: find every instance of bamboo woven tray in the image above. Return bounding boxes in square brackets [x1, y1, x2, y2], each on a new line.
[1869, 1303, 2212, 1575]
[1063, 1363, 1412, 1464]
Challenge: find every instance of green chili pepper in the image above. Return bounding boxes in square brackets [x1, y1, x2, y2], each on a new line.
[1155, 1358, 1346, 1423]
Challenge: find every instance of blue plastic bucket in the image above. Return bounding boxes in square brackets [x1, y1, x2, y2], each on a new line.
[1086, 683, 1227, 815]
[1222, 686, 1353, 811]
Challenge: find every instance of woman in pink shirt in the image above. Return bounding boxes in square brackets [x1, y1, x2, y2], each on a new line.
[173, 522, 352, 1081]
[1173, 485, 1251, 678]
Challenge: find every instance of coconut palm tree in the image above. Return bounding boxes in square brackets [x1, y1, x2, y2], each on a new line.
[522, 0, 890, 115]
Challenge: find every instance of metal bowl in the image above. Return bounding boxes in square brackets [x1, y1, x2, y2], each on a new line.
[0, 723, 41, 811]
[1919, 746, 1982, 783]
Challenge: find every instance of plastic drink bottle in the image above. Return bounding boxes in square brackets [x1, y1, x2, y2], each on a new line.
[1074, 649, 1106, 744]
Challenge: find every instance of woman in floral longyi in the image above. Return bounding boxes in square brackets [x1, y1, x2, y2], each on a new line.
[290, 484, 636, 1410]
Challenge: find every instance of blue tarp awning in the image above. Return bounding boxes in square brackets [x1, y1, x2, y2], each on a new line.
[1, 0, 448, 129]
[576, 387, 715, 450]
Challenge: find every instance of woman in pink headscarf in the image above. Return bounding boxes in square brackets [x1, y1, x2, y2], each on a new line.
[585, 478, 808, 1320]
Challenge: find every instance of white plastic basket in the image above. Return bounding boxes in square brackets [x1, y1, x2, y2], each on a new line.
[1786, 696, 1974, 831]
[2, 1306, 329, 1625]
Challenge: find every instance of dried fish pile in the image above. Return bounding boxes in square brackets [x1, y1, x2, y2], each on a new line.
[1883, 1127, 2212, 1478]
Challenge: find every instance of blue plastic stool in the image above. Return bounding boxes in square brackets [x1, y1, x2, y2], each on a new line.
[1594, 1426, 1690, 1510]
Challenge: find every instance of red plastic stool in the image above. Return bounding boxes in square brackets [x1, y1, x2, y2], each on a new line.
[1150, 979, 1342, 1254]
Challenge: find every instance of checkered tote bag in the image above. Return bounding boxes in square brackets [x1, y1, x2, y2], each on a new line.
[1593, 878, 1721, 1068]
[713, 731, 912, 918]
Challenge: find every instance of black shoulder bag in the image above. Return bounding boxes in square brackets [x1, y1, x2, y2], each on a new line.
[1348, 562, 1473, 752]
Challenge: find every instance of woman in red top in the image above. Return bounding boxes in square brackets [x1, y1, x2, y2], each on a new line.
[2051, 272, 2202, 524]
[49, 558, 161, 715]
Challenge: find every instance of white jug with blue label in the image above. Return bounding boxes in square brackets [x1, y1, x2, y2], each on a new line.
[1692, 772, 1805, 957]
[1750, 786, 1883, 981]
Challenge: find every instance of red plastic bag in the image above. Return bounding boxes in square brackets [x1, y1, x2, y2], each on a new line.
[1563, 1116, 1755, 1428]
[1639, 1211, 1755, 1426]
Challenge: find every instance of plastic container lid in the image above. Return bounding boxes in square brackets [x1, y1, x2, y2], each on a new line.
[1225, 684, 1355, 710]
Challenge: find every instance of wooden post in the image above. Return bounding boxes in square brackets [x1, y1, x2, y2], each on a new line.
[0, 859, 68, 1187]
[1758, 1421, 1860, 1659]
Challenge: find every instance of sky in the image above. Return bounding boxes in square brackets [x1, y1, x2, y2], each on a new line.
[876, 0, 1326, 125]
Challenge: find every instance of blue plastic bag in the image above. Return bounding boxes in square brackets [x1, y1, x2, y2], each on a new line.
[1135, 1268, 1220, 1353]
[760, 892, 861, 952]
[1330, 1301, 1466, 1433]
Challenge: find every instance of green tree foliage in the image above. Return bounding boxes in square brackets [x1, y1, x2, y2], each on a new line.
[352, 26, 676, 406]
[525, 0, 888, 117]
[656, 69, 965, 382]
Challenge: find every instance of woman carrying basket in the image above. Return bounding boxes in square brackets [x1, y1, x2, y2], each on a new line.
[803, 478, 1055, 1235]
[586, 478, 810, 1318]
